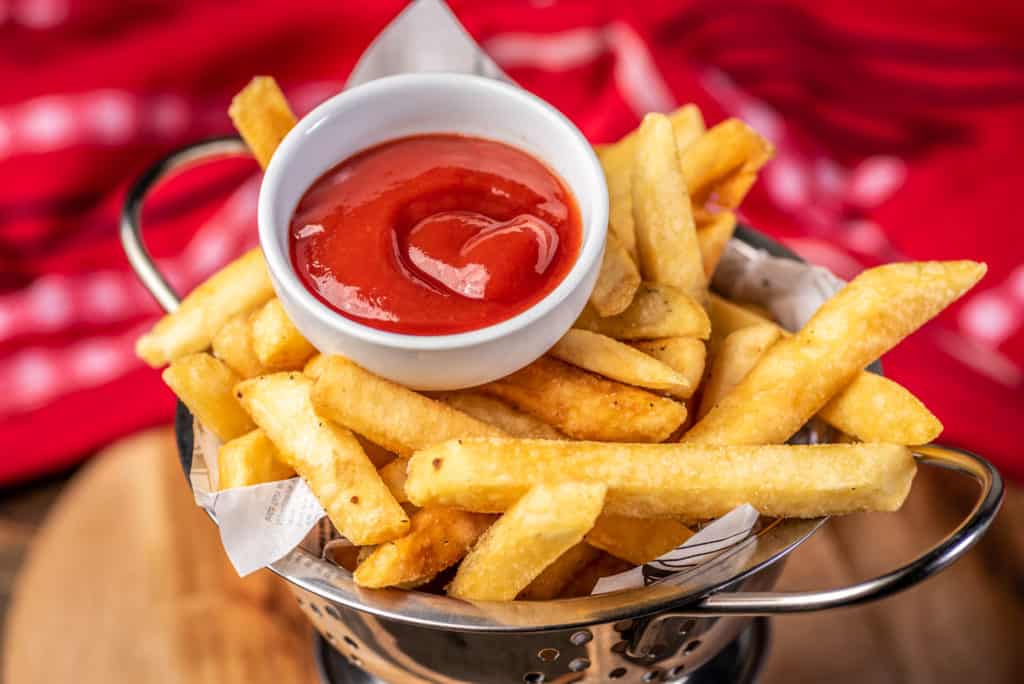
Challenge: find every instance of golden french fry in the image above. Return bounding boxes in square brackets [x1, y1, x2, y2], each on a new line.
[585, 513, 692, 565]
[479, 357, 687, 443]
[590, 232, 641, 317]
[698, 324, 781, 420]
[680, 118, 774, 209]
[670, 103, 706, 153]
[448, 482, 606, 601]
[250, 298, 316, 371]
[818, 372, 943, 445]
[407, 438, 916, 520]
[632, 113, 706, 301]
[303, 353, 329, 379]
[433, 391, 563, 439]
[356, 436, 396, 469]
[354, 507, 495, 589]
[379, 458, 409, 503]
[549, 329, 692, 397]
[575, 282, 710, 340]
[162, 353, 254, 441]
[630, 337, 706, 399]
[211, 313, 266, 379]
[696, 210, 737, 277]
[559, 553, 633, 598]
[311, 356, 505, 456]
[236, 373, 409, 545]
[685, 261, 984, 445]
[228, 76, 297, 169]
[217, 429, 295, 490]
[136, 248, 275, 367]
[708, 294, 942, 443]
[518, 542, 601, 600]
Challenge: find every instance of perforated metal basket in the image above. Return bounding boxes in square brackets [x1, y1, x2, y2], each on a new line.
[125, 138, 1004, 684]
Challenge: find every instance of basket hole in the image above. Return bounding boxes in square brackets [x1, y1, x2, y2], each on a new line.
[613, 620, 633, 633]
[683, 639, 701, 654]
[609, 667, 628, 679]
[309, 603, 322, 616]
[325, 604, 342, 620]
[643, 670, 662, 682]
[569, 657, 590, 672]
[295, 597, 304, 607]
[669, 665, 685, 678]
[538, 648, 560, 662]
[611, 640, 628, 654]
[343, 636, 359, 650]
[523, 673, 545, 684]
[570, 630, 593, 646]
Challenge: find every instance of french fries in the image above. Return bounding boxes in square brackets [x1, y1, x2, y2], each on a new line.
[378, 458, 410, 503]
[250, 299, 316, 371]
[479, 357, 687, 442]
[670, 103, 706, 153]
[696, 210, 737, 277]
[630, 337, 706, 399]
[447, 482, 606, 601]
[680, 118, 774, 209]
[406, 438, 917, 520]
[632, 113, 706, 302]
[585, 513, 692, 565]
[685, 261, 984, 445]
[212, 312, 266, 379]
[354, 507, 495, 589]
[218, 429, 294, 490]
[590, 232, 641, 317]
[575, 282, 710, 340]
[311, 356, 505, 456]
[698, 324, 781, 420]
[236, 373, 409, 545]
[549, 329, 692, 397]
[162, 353, 254, 441]
[228, 76, 297, 169]
[559, 553, 633, 598]
[519, 542, 601, 600]
[433, 391, 563, 439]
[137, 248, 275, 367]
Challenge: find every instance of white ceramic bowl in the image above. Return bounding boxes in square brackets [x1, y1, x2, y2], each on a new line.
[258, 73, 608, 389]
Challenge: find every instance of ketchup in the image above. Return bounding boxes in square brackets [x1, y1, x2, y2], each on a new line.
[289, 134, 582, 335]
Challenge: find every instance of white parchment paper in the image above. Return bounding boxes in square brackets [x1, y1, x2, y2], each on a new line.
[187, 0, 846, 583]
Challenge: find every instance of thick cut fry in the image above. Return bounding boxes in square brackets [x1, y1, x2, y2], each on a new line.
[680, 118, 774, 209]
[707, 294, 942, 443]
[250, 299, 316, 371]
[575, 282, 710, 340]
[354, 507, 495, 589]
[559, 553, 633, 598]
[137, 248, 275, 367]
[448, 482, 606, 601]
[303, 353, 329, 379]
[379, 458, 409, 503]
[585, 513, 692, 565]
[311, 356, 505, 456]
[590, 232, 641, 317]
[549, 329, 692, 397]
[162, 353, 254, 441]
[218, 429, 295, 490]
[519, 542, 601, 600]
[698, 324, 781, 420]
[632, 113, 706, 301]
[433, 391, 563, 439]
[630, 337, 706, 399]
[479, 357, 687, 442]
[696, 210, 737, 277]
[818, 372, 943, 445]
[670, 103, 707, 153]
[236, 373, 409, 545]
[211, 313, 266, 379]
[407, 439, 916, 520]
[228, 76, 297, 169]
[685, 261, 984, 445]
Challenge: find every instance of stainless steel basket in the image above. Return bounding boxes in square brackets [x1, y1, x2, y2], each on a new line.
[124, 138, 1004, 684]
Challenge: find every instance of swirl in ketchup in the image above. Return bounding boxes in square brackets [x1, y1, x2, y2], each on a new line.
[289, 134, 582, 335]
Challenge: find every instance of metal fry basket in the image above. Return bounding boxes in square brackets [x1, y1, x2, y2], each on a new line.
[124, 138, 1004, 684]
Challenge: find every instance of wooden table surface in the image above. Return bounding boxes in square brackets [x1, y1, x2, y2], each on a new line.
[2, 428, 1022, 683]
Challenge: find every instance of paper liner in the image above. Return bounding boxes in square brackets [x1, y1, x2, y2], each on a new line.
[185, 0, 846, 588]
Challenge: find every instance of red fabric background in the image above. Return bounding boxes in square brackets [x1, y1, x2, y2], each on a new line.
[1, 0, 1022, 484]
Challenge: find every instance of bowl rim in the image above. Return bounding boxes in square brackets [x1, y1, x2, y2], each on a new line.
[257, 72, 608, 351]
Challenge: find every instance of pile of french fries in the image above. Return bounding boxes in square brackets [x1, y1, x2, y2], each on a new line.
[138, 77, 985, 602]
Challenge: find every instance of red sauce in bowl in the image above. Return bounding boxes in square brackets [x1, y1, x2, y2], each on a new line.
[289, 134, 582, 336]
